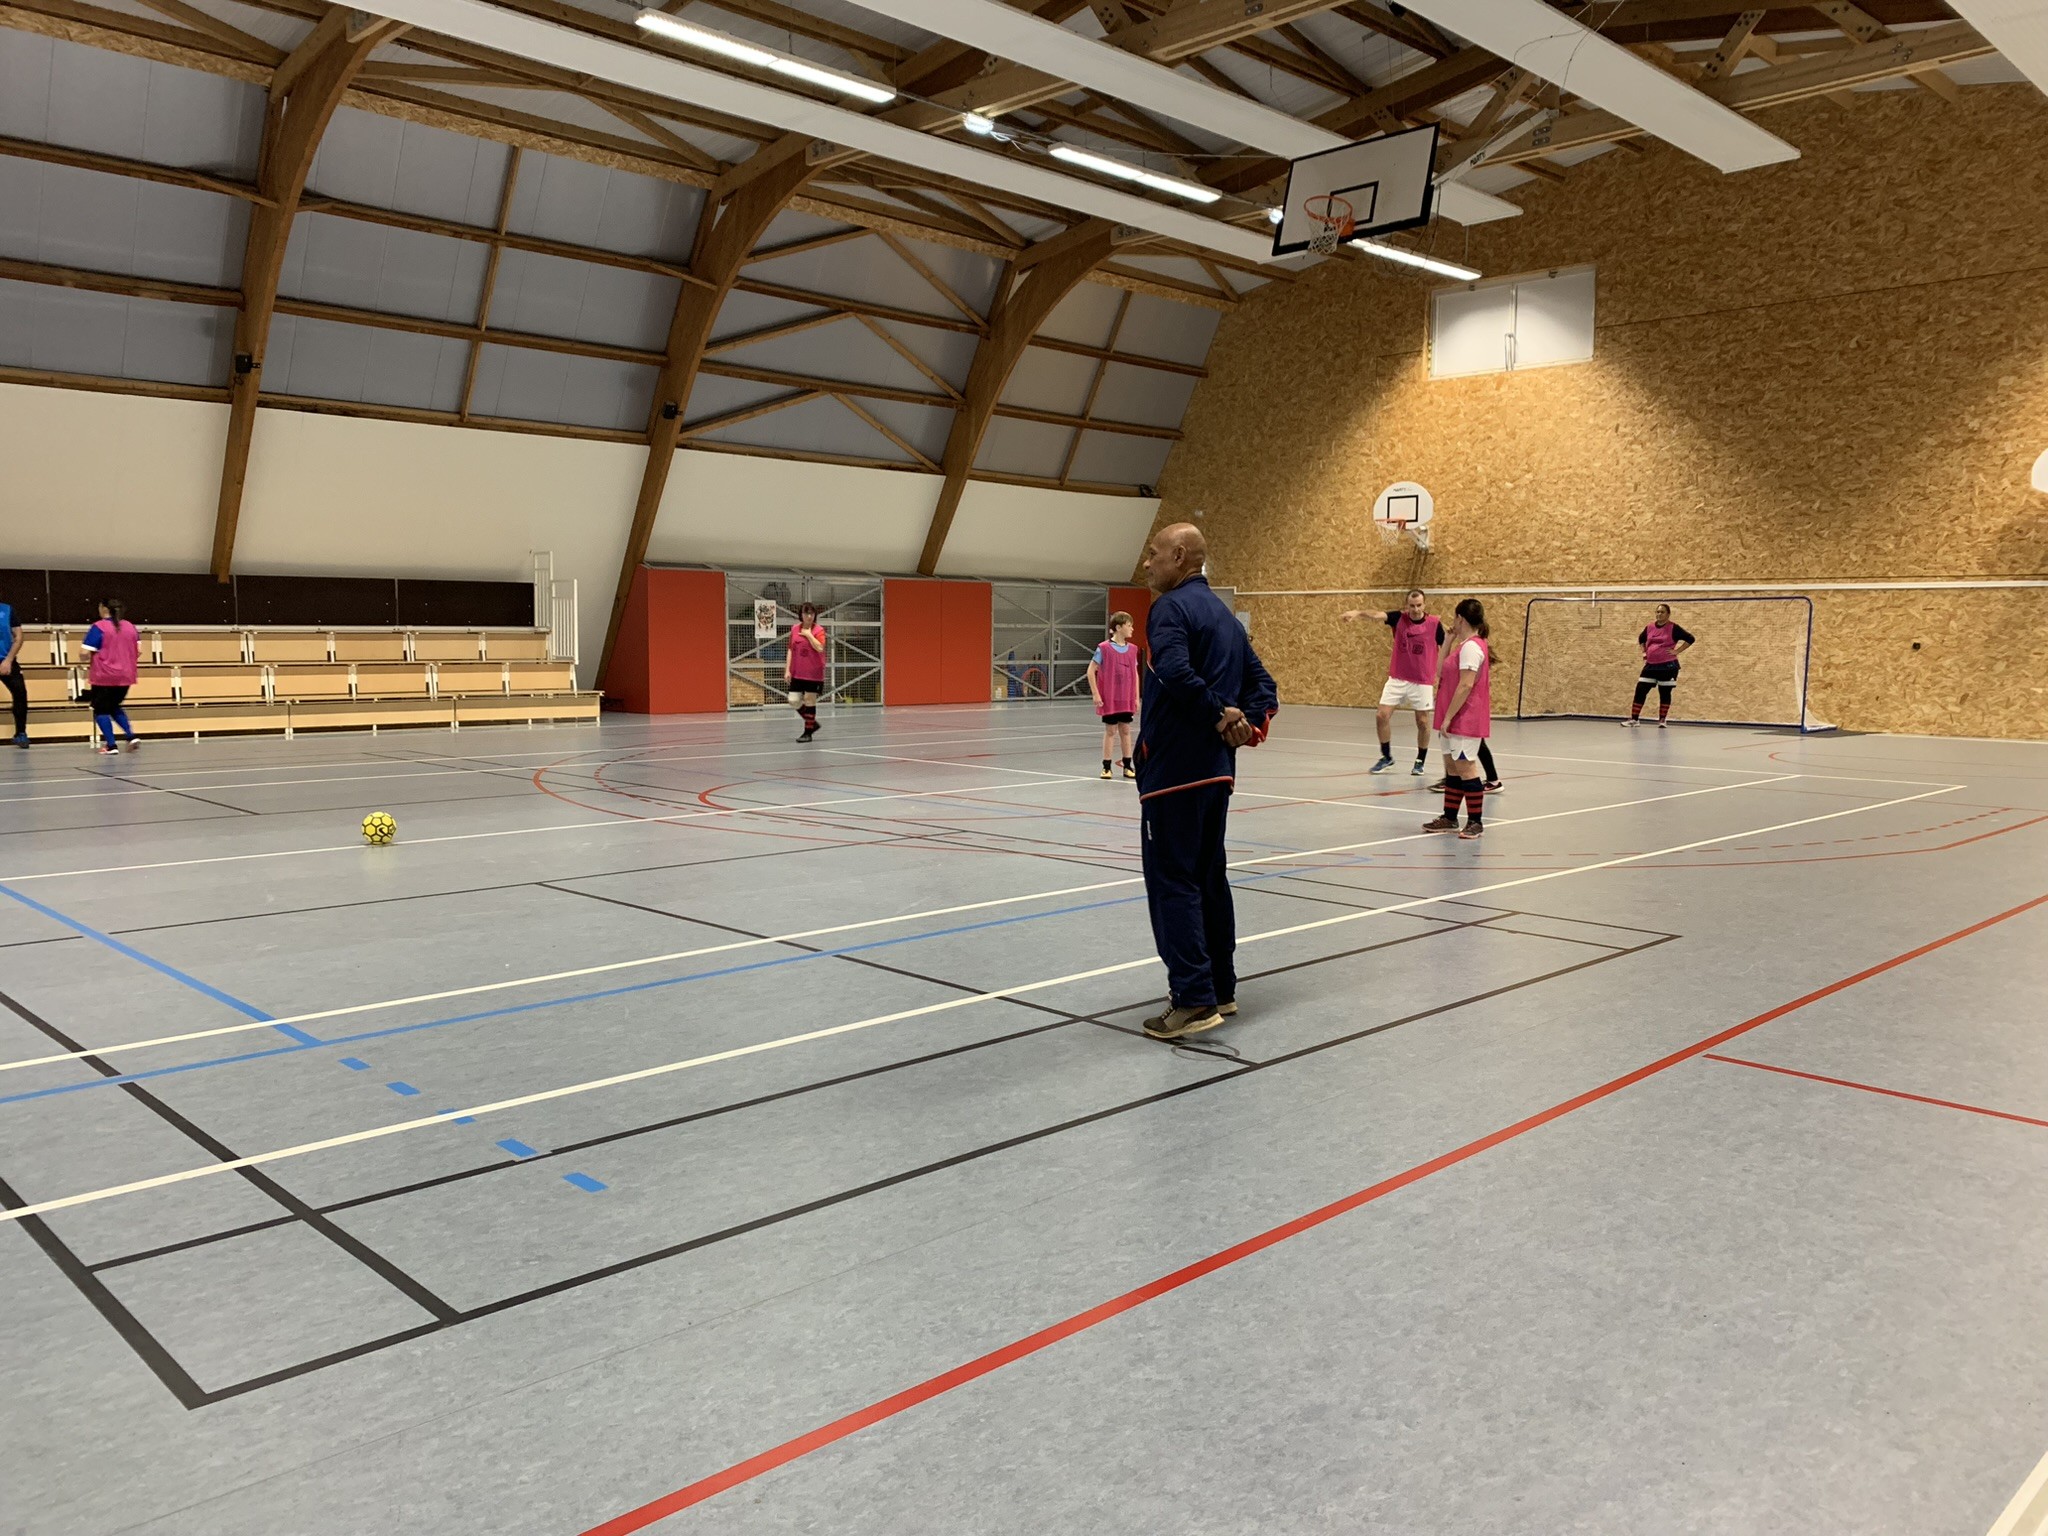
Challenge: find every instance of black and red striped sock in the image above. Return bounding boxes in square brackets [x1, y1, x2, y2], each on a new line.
[1463, 779, 1484, 823]
[1442, 781, 1462, 817]
[1657, 688, 1672, 721]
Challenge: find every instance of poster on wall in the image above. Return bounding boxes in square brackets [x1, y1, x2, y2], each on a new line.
[753, 599, 779, 639]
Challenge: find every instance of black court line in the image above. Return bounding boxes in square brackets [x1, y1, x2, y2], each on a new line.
[0, 987, 460, 1337]
[54, 928, 1666, 1406]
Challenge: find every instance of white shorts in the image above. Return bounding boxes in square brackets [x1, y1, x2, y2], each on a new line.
[1378, 678, 1435, 712]
[1439, 732, 1485, 761]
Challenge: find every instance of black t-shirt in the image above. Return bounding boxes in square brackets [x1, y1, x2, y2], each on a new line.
[1385, 611, 1447, 645]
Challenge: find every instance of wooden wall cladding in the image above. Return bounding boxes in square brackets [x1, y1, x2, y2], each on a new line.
[1519, 598, 1814, 725]
[1240, 587, 2048, 738]
[1157, 89, 2048, 737]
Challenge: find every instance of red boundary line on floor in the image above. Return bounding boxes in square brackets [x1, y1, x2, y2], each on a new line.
[1703, 1053, 2048, 1130]
[578, 889, 2048, 1536]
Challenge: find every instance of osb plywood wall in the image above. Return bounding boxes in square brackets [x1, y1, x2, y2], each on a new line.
[1157, 88, 2048, 738]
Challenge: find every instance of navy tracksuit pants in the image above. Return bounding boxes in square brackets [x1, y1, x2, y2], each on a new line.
[1141, 782, 1236, 1009]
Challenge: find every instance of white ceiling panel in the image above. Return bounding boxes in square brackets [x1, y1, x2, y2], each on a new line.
[508, 152, 702, 259]
[2, 32, 264, 175]
[713, 318, 942, 396]
[972, 414, 1072, 476]
[469, 344, 657, 431]
[1090, 362, 1197, 429]
[1034, 283, 1127, 348]
[281, 213, 490, 322]
[1940, 0, 2048, 93]
[1066, 430, 1172, 488]
[1112, 293, 1220, 366]
[853, 396, 952, 461]
[487, 248, 681, 349]
[0, 158, 249, 287]
[694, 391, 917, 461]
[264, 313, 470, 412]
[682, 371, 790, 426]
[865, 319, 977, 390]
[0, 280, 231, 384]
[308, 108, 513, 227]
[753, 209, 863, 250]
[742, 236, 993, 323]
[998, 348, 1097, 415]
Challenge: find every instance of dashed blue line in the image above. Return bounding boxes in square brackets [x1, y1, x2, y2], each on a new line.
[497, 1138, 540, 1159]
[386, 1081, 421, 1097]
[438, 1109, 476, 1124]
[339, 1057, 371, 1071]
[562, 1173, 606, 1193]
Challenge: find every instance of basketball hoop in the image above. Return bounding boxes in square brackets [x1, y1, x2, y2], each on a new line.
[1407, 522, 1432, 553]
[1304, 193, 1355, 256]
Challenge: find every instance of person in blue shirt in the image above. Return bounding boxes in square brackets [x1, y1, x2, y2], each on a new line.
[1133, 522, 1279, 1041]
[0, 598, 26, 747]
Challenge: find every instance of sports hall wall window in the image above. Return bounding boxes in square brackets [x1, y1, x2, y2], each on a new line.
[1428, 266, 1596, 380]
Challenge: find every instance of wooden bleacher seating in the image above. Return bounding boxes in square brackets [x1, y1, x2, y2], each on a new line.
[15, 624, 596, 743]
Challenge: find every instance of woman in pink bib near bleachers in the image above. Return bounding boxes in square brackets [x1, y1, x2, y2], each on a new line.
[81, 598, 140, 755]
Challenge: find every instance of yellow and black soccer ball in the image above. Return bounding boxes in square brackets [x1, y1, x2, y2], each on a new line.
[362, 811, 398, 846]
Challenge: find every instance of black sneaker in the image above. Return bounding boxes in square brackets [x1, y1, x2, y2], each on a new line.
[1484, 779, 1502, 791]
[1142, 1004, 1224, 1040]
[1428, 777, 1450, 791]
[798, 729, 814, 742]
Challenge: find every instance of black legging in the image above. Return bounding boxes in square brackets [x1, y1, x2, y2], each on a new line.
[1, 663, 24, 738]
[1631, 678, 1675, 720]
[1477, 740, 1497, 782]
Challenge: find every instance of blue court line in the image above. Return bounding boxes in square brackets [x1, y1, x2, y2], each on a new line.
[386, 1081, 421, 1097]
[0, 880, 320, 1045]
[339, 1057, 371, 1071]
[562, 1172, 606, 1193]
[0, 861, 1338, 1108]
[438, 1109, 477, 1124]
[498, 1138, 539, 1159]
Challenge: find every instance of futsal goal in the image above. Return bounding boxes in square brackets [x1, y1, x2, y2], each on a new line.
[1514, 595, 1832, 731]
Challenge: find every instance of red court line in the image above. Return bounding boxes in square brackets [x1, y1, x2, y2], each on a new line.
[1703, 1053, 2048, 1129]
[576, 889, 2048, 1536]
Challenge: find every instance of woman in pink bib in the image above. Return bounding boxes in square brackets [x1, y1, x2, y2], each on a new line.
[784, 602, 827, 742]
[1423, 598, 1491, 840]
[1086, 611, 1141, 779]
[1627, 603, 1695, 727]
[82, 597, 140, 754]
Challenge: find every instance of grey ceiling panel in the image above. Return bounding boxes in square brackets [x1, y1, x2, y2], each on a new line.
[0, 279, 230, 384]
[469, 344, 657, 431]
[1089, 362, 1198, 430]
[488, 248, 680, 350]
[850, 396, 952, 462]
[307, 108, 512, 227]
[1114, 293, 1220, 366]
[710, 286, 828, 341]
[507, 151, 701, 260]
[713, 316, 942, 396]
[280, 212, 489, 322]
[1065, 430, 1172, 488]
[196, 0, 311, 52]
[1035, 282, 1124, 348]
[264, 313, 470, 412]
[999, 348, 1095, 415]
[695, 392, 915, 463]
[870, 319, 976, 390]
[752, 210, 862, 251]
[1114, 254, 1224, 292]
[972, 414, 1072, 477]
[0, 159, 249, 286]
[739, 236, 982, 324]
[15, 34, 263, 174]
[682, 371, 793, 425]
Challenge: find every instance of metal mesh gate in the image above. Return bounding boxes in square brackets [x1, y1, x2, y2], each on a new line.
[991, 583, 1108, 701]
[723, 571, 884, 709]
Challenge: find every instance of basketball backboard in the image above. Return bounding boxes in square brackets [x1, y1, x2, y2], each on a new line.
[1273, 124, 1440, 257]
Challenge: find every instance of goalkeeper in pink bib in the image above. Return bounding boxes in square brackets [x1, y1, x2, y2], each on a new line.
[1087, 611, 1141, 780]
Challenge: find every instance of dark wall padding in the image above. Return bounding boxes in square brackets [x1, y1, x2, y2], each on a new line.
[0, 568, 535, 629]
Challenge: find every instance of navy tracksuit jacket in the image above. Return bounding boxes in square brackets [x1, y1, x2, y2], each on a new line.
[1135, 576, 1279, 1009]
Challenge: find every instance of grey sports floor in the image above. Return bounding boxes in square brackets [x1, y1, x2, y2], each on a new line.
[1, 703, 2043, 1536]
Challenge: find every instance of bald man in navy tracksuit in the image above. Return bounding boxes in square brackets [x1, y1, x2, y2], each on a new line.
[1134, 523, 1279, 1041]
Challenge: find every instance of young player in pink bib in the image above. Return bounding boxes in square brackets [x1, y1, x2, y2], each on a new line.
[81, 597, 140, 755]
[784, 602, 827, 742]
[1087, 611, 1141, 780]
[1422, 598, 1491, 840]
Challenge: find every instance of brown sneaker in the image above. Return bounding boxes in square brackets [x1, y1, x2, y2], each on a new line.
[1421, 815, 1460, 832]
[1142, 1004, 1224, 1040]
[1458, 821, 1484, 840]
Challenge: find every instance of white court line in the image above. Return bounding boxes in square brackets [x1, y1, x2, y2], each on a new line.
[1987, 1442, 2048, 1536]
[0, 769, 1098, 884]
[0, 775, 1794, 1072]
[1233, 789, 1422, 815]
[822, 747, 1079, 781]
[0, 782, 1958, 1222]
[1267, 735, 1958, 790]
[0, 723, 1099, 803]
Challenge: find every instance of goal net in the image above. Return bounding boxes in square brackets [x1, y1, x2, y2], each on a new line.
[1515, 596, 1831, 731]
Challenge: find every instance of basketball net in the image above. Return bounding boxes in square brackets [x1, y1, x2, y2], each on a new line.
[1304, 193, 1355, 257]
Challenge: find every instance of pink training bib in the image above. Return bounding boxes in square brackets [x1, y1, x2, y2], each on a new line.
[87, 620, 140, 687]
[1093, 640, 1138, 717]
[1389, 613, 1441, 685]
[1642, 622, 1679, 667]
[788, 623, 826, 683]
[1434, 636, 1491, 739]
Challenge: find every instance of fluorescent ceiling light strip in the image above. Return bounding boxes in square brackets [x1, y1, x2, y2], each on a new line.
[1395, 0, 1796, 172]
[1350, 239, 1480, 281]
[1047, 143, 1220, 202]
[1936, 0, 2048, 96]
[634, 11, 894, 103]
[836, 0, 1520, 225]
[350, 0, 1275, 262]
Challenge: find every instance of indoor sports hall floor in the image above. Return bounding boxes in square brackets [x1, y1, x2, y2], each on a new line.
[0, 703, 2043, 1536]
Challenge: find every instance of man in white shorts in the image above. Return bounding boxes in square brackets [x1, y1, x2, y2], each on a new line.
[1341, 589, 1442, 775]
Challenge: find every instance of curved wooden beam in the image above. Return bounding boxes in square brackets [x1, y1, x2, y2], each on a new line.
[916, 220, 1115, 577]
[209, 7, 405, 579]
[594, 147, 816, 686]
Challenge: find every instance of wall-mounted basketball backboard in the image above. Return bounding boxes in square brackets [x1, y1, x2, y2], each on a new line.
[1272, 124, 1440, 257]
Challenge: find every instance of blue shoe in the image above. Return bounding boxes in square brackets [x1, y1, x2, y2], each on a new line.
[1368, 755, 1395, 773]
[11, 734, 26, 749]
[1410, 759, 1427, 775]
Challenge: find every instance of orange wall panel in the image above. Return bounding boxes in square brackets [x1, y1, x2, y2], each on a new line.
[1109, 585, 1153, 661]
[604, 566, 726, 714]
[884, 578, 991, 705]
[939, 581, 992, 703]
